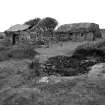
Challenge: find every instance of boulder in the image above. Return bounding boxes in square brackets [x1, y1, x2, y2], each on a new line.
[38, 76, 49, 83]
[88, 63, 105, 80]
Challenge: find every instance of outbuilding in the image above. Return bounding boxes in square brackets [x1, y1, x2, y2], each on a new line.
[55, 23, 102, 41]
[4, 24, 30, 45]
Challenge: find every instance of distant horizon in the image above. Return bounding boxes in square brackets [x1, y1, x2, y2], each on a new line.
[0, 0, 105, 32]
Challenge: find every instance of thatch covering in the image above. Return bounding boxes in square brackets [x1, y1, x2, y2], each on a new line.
[56, 23, 100, 33]
[6, 24, 30, 32]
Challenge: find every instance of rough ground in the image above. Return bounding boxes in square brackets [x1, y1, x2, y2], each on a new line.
[1, 68, 105, 105]
[0, 41, 105, 105]
[36, 41, 88, 63]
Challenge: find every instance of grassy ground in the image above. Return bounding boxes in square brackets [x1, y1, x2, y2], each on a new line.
[1, 70, 105, 105]
[0, 58, 105, 105]
[0, 40, 105, 105]
[35, 41, 88, 63]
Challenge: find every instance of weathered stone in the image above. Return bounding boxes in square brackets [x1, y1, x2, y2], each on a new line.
[88, 63, 105, 80]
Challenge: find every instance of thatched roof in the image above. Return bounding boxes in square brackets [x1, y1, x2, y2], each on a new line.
[56, 23, 100, 33]
[6, 24, 30, 32]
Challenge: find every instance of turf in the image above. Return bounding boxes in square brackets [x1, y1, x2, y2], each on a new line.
[0, 40, 105, 105]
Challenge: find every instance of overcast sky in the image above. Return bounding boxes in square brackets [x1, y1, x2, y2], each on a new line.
[0, 0, 104, 31]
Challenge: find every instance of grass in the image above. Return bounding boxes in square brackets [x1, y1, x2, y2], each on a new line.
[35, 41, 88, 63]
[0, 59, 34, 88]
[1, 17, 105, 104]
[0, 38, 105, 104]
[1, 75, 105, 105]
[0, 44, 39, 61]
[0, 58, 105, 105]
[75, 39, 105, 50]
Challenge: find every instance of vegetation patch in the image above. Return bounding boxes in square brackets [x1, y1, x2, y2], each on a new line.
[0, 45, 39, 61]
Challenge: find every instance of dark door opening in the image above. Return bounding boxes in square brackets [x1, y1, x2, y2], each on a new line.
[12, 34, 18, 45]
